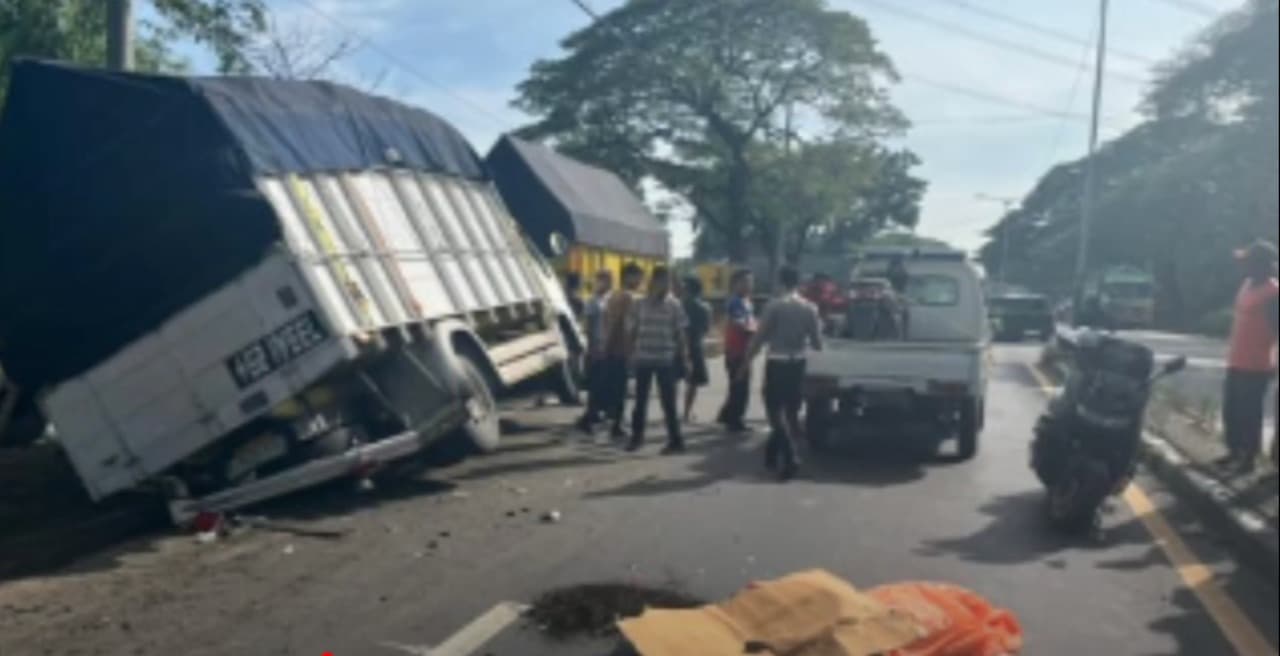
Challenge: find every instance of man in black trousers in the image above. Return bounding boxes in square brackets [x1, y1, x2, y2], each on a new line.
[741, 265, 823, 480]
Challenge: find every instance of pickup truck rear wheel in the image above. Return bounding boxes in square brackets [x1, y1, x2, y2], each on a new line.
[805, 397, 834, 450]
[956, 397, 981, 461]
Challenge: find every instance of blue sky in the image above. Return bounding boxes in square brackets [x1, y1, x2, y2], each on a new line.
[170, 0, 1240, 256]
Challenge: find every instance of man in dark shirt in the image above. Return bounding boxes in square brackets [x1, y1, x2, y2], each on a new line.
[681, 276, 712, 422]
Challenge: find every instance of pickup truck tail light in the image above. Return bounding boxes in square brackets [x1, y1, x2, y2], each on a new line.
[927, 380, 969, 397]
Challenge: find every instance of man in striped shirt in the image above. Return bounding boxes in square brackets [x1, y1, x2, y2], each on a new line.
[625, 265, 688, 453]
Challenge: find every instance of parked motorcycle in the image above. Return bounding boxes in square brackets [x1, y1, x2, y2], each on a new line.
[1031, 332, 1187, 532]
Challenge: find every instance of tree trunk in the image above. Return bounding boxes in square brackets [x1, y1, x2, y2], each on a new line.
[725, 150, 750, 263]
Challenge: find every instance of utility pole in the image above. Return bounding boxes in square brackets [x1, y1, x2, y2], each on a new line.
[107, 0, 134, 71]
[975, 194, 1020, 288]
[774, 102, 794, 282]
[1075, 0, 1109, 288]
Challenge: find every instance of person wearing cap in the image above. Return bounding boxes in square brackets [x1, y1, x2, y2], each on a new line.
[741, 265, 824, 480]
[717, 269, 757, 432]
[1220, 240, 1279, 473]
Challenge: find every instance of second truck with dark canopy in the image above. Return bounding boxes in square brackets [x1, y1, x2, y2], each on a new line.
[486, 136, 670, 301]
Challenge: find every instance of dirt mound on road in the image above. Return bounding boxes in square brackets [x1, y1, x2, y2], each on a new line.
[527, 582, 703, 640]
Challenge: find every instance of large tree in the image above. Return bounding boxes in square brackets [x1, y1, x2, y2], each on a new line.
[1, 0, 265, 105]
[982, 0, 1277, 329]
[514, 0, 908, 262]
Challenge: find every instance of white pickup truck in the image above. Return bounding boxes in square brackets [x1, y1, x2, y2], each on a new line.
[803, 250, 990, 459]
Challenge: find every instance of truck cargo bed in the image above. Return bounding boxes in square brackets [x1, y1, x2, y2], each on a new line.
[805, 339, 985, 394]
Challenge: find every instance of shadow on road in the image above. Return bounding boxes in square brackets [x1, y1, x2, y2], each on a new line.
[583, 426, 933, 499]
[914, 491, 1152, 565]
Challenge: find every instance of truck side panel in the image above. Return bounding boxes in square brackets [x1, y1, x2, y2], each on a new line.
[260, 171, 547, 330]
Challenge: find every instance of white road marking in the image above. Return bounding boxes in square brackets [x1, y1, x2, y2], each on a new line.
[379, 601, 528, 656]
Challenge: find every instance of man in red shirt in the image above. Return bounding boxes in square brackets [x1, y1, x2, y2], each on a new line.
[717, 269, 756, 432]
[1220, 240, 1279, 473]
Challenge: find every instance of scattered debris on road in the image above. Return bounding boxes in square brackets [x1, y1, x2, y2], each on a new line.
[541, 509, 562, 523]
[526, 583, 703, 640]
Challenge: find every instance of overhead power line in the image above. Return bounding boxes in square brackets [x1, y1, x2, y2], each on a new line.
[847, 0, 1148, 85]
[563, 0, 1120, 127]
[1044, 21, 1098, 168]
[899, 70, 1097, 122]
[1148, 0, 1220, 18]
[293, 0, 514, 132]
[921, 0, 1157, 66]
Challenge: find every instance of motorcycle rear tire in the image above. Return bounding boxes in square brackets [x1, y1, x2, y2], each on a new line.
[1045, 468, 1108, 533]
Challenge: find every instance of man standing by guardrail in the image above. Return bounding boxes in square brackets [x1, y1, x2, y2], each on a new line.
[1220, 240, 1278, 474]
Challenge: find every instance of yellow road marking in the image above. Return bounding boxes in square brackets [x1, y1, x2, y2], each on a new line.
[1023, 361, 1276, 656]
[1024, 362, 1058, 392]
[1124, 485, 1276, 656]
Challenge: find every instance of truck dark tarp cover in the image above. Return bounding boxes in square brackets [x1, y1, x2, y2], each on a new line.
[0, 60, 486, 391]
[486, 136, 669, 260]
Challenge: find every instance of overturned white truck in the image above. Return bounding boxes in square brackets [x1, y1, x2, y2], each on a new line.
[0, 61, 582, 522]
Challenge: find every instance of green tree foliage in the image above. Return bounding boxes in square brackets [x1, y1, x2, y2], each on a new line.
[982, 0, 1278, 329]
[1, 0, 265, 105]
[514, 0, 916, 262]
[862, 231, 954, 251]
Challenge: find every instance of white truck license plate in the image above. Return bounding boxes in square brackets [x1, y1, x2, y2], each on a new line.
[226, 311, 328, 389]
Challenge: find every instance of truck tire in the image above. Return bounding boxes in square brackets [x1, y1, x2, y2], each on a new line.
[548, 351, 581, 406]
[805, 397, 834, 450]
[456, 354, 501, 453]
[956, 397, 981, 461]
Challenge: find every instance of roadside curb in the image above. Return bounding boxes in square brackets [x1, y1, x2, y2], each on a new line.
[1137, 431, 1279, 580]
[1034, 356, 1279, 580]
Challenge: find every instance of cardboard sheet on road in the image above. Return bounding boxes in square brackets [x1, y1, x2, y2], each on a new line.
[619, 569, 924, 656]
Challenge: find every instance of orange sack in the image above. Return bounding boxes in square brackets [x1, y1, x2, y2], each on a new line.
[867, 582, 1024, 656]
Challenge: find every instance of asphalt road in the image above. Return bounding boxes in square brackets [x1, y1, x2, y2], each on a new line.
[1, 344, 1276, 656]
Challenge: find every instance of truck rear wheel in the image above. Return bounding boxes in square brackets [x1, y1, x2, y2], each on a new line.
[956, 397, 981, 461]
[456, 355, 501, 453]
[548, 351, 581, 406]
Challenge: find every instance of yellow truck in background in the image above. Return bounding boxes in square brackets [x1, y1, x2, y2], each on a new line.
[564, 245, 664, 297]
[487, 136, 670, 302]
[695, 261, 735, 304]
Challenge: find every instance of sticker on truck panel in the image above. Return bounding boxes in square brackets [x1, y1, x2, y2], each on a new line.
[226, 311, 328, 389]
